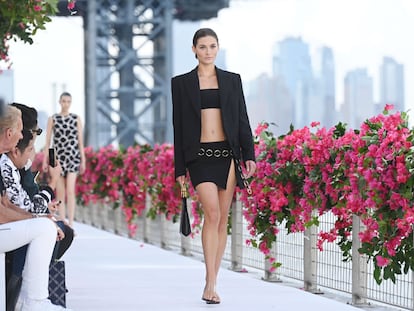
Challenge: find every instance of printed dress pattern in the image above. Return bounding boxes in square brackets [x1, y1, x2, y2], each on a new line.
[52, 113, 81, 176]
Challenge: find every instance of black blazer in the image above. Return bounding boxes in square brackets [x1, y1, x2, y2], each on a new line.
[171, 66, 255, 179]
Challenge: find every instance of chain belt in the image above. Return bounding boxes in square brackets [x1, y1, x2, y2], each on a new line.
[198, 148, 233, 158]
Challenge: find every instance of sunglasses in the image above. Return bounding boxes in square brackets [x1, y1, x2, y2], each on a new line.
[31, 128, 43, 136]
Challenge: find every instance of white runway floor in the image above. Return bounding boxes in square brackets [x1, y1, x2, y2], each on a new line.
[63, 223, 396, 311]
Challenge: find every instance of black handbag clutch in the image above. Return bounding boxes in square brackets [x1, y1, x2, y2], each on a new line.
[180, 183, 191, 236]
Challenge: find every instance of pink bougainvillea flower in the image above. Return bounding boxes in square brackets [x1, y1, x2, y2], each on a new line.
[254, 121, 269, 136]
[258, 241, 270, 255]
[67, 0, 76, 10]
[376, 256, 390, 267]
[384, 103, 394, 111]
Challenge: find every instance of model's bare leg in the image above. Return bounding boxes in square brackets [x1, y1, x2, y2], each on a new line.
[65, 172, 77, 227]
[56, 175, 66, 221]
[214, 160, 237, 301]
[197, 182, 220, 302]
[216, 160, 237, 274]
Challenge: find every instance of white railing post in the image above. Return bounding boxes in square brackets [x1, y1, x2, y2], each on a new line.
[143, 193, 151, 243]
[262, 242, 281, 282]
[303, 224, 322, 293]
[160, 214, 169, 249]
[230, 195, 244, 272]
[106, 206, 115, 233]
[91, 202, 99, 227]
[101, 201, 108, 230]
[74, 204, 82, 223]
[114, 205, 121, 234]
[180, 234, 192, 256]
[96, 201, 104, 229]
[84, 204, 92, 225]
[352, 215, 368, 305]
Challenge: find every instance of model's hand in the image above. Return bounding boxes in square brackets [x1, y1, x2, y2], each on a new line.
[244, 160, 256, 179]
[176, 175, 185, 186]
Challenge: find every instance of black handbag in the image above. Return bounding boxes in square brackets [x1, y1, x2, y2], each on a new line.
[180, 183, 191, 236]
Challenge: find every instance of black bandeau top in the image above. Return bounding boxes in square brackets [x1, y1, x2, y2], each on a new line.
[200, 89, 220, 109]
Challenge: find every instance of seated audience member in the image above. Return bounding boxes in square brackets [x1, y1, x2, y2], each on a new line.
[10, 103, 74, 259]
[11, 103, 46, 197]
[1, 103, 74, 310]
[0, 101, 73, 311]
[0, 129, 60, 213]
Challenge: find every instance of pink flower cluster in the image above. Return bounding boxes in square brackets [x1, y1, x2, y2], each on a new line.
[1, 0, 58, 69]
[144, 144, 181, 221]
[74, 144, 183, 237]
[239, 106, 414, 283]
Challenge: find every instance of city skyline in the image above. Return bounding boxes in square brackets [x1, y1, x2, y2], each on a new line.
[201, 0, 413, 115]
[244, 35, 405, 134]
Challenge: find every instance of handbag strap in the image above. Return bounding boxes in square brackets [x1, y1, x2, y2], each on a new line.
[235, 159, 252, 196]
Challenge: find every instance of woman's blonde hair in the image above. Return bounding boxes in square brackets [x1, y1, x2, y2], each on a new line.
[0, 105, 21, 135]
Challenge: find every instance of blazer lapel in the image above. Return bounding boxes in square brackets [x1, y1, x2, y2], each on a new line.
[216, 67, 230, 112]
[185, 68, 201, 117]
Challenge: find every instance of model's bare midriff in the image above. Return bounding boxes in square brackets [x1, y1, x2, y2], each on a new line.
[200, 108, 226, 142]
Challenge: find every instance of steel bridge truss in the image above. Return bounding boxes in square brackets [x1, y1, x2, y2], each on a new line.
[57, 0, 229, 148]
[85, 0, 173, 148]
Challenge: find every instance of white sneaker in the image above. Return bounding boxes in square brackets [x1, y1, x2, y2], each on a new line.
[21, 298, 73, 311]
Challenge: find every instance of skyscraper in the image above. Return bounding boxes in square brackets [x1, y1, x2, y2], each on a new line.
[343, 68, 374, 129]
[379, 56, 404, 112]
[272, 37, 313, 129]
[246, 73, 292, 136]
[314, 47, 336, 127]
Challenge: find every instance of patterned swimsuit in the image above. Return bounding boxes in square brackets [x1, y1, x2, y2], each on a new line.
[52, 113, 81, 176]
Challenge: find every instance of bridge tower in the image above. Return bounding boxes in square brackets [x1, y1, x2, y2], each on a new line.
[57, 0, 229, 149]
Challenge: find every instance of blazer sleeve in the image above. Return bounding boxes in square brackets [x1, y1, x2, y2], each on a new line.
[237, 74, 255, 162]
[171, 77, 186, 179]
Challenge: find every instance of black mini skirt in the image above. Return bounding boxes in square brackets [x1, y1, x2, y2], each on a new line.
[187, 141, 235, 190]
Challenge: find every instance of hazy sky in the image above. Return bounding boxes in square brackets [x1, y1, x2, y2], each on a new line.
[203, 0, 414, 110]
[2, 0, 414, 133]
[6, 17, 85, 119]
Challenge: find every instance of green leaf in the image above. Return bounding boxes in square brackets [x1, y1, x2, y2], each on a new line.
[373, 266, 382, 285]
